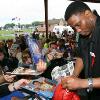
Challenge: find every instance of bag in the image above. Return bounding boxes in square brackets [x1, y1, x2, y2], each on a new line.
[53, 83, 80, 100]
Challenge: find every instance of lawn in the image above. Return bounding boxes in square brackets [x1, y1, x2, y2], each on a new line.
[0, 29, 32, 40]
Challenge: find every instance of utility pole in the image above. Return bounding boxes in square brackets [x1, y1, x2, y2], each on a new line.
[44, 0, 48, 38]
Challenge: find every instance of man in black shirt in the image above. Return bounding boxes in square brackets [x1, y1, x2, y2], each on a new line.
[61, 1, 100, 100]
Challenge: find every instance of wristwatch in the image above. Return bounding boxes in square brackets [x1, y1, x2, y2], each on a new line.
[87, 78, 93, 92]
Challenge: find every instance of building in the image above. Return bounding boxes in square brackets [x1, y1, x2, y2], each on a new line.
[37, 18, 67, 33]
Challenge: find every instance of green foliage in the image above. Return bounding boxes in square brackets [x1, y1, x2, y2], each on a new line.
[32, 21, 42, 26]
[4, 23, 15, 29]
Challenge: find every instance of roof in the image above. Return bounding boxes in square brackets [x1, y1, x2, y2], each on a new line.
[38, 18, 66, 25]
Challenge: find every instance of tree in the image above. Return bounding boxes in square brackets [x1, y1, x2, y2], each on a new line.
[4, 23, 15, 29]
[32, 21, 42, 26]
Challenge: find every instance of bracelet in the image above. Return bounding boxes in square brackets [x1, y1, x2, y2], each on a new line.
[87, 78, 93, 92]
[12, 83, 16, 91]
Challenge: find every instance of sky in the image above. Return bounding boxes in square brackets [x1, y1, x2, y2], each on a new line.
[0, 0, 100, 26]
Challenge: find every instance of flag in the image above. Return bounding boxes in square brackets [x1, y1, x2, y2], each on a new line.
[12, 17, 20, 21]
[12, 18, 15, 21]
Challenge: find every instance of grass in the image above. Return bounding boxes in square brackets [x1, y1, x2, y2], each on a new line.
[0, 29, 32, 40]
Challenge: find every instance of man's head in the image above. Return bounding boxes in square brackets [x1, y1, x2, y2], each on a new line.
[65, 1, 97, 36]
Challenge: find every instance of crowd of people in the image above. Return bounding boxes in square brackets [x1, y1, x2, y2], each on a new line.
[0, 25, 77, 100]
[0, 1, 100, 100]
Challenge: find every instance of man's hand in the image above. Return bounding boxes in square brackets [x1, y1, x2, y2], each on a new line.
[36, 59, 47, 72]
[61, 76, 88, 90]
[3, 74, 16, 83]
[14, 79, 30, 90]
[8, 79, 30, 91]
